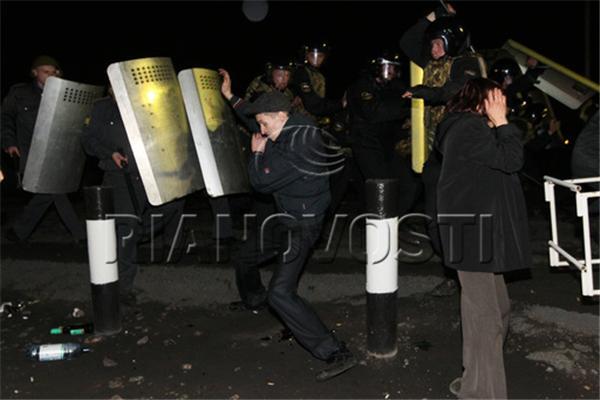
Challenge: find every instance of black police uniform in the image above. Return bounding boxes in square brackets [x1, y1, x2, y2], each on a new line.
[347, 74, 411, 178]
[346, 73, 420, 215]
[1, 82, 85, 241]
[82, 96, 184, 295]
[292, 65, 343, 118]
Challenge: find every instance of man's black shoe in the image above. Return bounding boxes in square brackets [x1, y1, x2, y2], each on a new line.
[316, 344, 358, 382]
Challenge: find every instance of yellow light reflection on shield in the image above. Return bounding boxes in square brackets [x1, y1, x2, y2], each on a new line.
[193, 68, 225, 132]
[146, 89, 157, 103]
[141, 83, 184, 174]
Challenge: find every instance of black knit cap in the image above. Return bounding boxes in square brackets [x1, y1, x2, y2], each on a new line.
[31, 55, 60, 69]
[244, 91, 291, 115]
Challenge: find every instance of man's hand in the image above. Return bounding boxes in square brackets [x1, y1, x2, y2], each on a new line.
[484, 88, 509, 127]
[112, 152, 128, 168]
[5, 146, 20, 157]
[427, 2, 456, 21]
[402, 91, 413, 99]
[218, 68, 233, 100]
[251, 133, 268, 154]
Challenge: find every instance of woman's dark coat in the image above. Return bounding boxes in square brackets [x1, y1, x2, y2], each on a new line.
[436, 112, 532, 273]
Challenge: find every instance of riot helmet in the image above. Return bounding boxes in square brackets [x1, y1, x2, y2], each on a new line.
[522, 102, 549, 127]
[265, 58, 294, 91]
[489, 58, 521, 88]
[425, 16, 470, 58]
[266, 58, 294, 72]
[371, 51, 402, 81]
[302, 42, 329, 68]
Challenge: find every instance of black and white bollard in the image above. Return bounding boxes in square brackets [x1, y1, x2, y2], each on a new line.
[365, 179, 400, 358]
[84, 186, 121, 335]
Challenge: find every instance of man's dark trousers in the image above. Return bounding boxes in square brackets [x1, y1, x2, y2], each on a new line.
[234, 214, 340, 360]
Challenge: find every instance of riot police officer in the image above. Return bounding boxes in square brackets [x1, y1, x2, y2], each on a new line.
[2, 55, 86, 243]
[246, 59, 292, 100]
[400, 7, 484, 151]
[292, 42, 344, 123]
[347, 52, 411, 178]
[82, 90, 185, 306]
[346, 52, 418, 215]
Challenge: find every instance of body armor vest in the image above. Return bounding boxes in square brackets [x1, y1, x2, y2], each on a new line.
[423, 58, 453, 151]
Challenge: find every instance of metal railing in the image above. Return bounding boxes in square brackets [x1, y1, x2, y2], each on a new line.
[544, 176, 599, 297]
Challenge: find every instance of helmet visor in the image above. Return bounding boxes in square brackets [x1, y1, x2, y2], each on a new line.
[380, 62, 398, 81]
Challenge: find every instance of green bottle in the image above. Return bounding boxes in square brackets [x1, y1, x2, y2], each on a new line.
[50, 323, 94, 336]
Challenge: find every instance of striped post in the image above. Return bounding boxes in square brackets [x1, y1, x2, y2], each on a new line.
[365, 179, 400, 358]
[84, 186, 121, 335]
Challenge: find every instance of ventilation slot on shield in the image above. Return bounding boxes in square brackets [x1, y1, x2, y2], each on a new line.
[131, 64, 173, 85]
[198, 75, 220, 91]
[62, 88, 96, 105]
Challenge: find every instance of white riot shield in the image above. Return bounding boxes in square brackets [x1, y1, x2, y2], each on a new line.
[23, 77, 104, 193]
[107, 57, 204, 206]
[503, 40, 599, 109]
[179, 68, 250, 197]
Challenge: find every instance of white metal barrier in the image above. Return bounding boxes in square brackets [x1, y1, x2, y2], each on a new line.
[544, 175, 600, 297]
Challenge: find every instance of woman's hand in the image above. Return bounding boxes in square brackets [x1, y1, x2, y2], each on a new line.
[484, 88, 509, 127]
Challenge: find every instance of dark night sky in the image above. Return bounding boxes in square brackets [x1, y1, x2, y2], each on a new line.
[1, 0, 599, 99]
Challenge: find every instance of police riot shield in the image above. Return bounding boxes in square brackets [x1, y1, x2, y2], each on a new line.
[409, 62, 427, 173]
[23, 77, 104, 193]
[503, 40, 599, 110]
[107, 57, 205, 206]
[179, 68, 250, 197]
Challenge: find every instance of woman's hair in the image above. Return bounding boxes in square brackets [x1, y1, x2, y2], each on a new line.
[446, 77, 503, 113]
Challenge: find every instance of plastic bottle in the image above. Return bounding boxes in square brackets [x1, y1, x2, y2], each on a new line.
[26, 343, 91, 362]
[50, 323, 94, 335]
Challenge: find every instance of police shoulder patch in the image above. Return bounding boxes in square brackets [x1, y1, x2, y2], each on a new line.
[360, 91, 374, 101]
[83, 116, 91, 127]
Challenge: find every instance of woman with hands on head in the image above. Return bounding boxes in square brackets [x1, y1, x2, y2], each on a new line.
[434, 78, 532, 399]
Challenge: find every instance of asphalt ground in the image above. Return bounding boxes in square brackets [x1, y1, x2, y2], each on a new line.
[1, 187, 598, 399]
